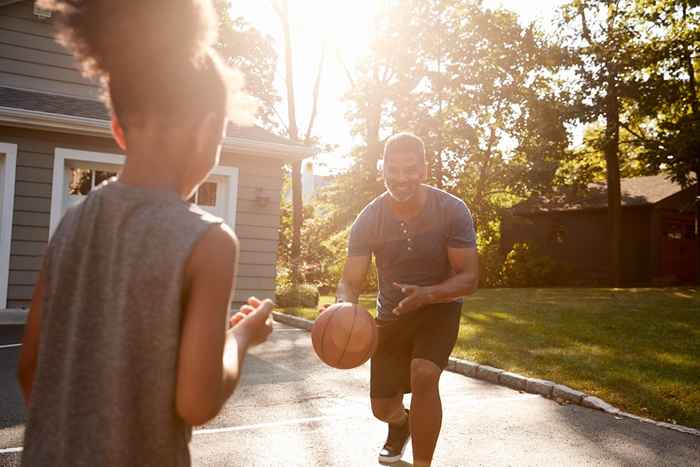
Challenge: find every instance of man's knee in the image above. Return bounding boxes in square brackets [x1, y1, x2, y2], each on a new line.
[410, 359, 441, 395]
[371, 396, 403, 422]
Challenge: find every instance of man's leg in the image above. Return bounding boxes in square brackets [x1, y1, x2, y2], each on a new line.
[409, 302, 462, 466]
[371, 395, 408, 425]
[409, 358, 443, 466]
[371, 318, 414, 464]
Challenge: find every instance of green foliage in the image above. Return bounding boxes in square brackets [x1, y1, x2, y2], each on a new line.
[276, 0, 700, 293]
[277, 199, 379, 293]
[275, 283, 320, 308]
[477, 241, 505, 288]
[336, 0, 577, 269]
[214, 1, 280, 130]
[501, 243, 574, 287]
[555, 124, 659, 187]
[620, 0, 700, 186]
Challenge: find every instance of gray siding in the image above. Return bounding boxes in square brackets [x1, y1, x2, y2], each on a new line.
[1, 126, 284, 307]
[221, 152, 283, 303]
[0, 0, 99, 98]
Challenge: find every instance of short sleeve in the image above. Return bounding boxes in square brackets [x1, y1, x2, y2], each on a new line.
[448, 201, 477, 248]
[348, 207, 374, 257]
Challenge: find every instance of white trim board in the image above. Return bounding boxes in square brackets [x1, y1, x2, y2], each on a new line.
[50, 148, 239, 237]
[0, 143, 17, 309]
[0, 106, 312, 161]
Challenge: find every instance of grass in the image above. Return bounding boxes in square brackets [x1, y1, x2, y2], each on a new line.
[280, 287, 700, 429]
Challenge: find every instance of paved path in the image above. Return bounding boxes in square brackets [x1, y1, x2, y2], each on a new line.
[1, 324, 698, 466]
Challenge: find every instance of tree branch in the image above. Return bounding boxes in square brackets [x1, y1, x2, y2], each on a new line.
[619, 120, 668, 152]
[304, 41, 327, 144]
[578, 3, 594, 46]
[336, 48, 356, 89]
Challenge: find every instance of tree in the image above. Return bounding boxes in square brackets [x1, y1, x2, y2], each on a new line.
[335, 0, 574, 258]
[214, 1, 280, 129]
[560, 0, 642, 286]
[623, 0, 700, 282]
[273, 0, 326, 286]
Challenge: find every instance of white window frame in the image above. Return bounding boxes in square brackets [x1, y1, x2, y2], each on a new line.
[50, 148, 239, 237]
[0, 142, 17, 308]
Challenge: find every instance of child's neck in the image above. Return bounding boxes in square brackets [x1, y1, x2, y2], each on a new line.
[118, 133, 192, 200]
[118, 165, 184, 198]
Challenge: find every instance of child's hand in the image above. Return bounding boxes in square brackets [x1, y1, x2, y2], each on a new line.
[229, 297, 274, 347]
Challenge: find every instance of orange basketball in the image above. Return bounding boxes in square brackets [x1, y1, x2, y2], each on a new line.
[311, 302, 378, 369]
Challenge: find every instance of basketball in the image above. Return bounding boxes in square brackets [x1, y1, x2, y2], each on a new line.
[311, 302, 378, 369]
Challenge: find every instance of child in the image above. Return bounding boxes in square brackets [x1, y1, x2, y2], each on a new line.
[16, 1, 272, 466]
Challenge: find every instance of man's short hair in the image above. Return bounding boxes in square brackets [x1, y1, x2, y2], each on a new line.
[383, 132, 426, 165]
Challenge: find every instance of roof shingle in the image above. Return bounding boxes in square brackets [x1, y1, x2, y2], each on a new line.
[512, 175, 692, 213]
[0, 86, 300, 146]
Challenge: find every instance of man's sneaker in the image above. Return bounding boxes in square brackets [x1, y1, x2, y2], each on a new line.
[378, 410, 410, 464]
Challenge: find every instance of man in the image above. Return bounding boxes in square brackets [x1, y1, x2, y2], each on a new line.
[326, 132, 478, 466]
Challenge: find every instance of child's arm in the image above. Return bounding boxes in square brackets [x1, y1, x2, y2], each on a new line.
[17, 264, 47, 406]
[176, 223, 273, 426]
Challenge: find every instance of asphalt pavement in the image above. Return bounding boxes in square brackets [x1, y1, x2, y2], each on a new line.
[1, 323, 698, 466]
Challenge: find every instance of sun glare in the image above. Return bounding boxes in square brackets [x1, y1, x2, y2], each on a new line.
[233, 0, 378, 172]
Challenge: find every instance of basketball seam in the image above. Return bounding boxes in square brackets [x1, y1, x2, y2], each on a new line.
[320, 305, 338, 366]
[335, 303, 358, 368]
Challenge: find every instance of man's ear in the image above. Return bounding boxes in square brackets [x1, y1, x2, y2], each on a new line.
[421, 161, 429, 181]
[111, 116, 127, 151]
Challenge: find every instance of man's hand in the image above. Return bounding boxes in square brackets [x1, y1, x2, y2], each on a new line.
[393, 282, 432, 316]
[318, 303, 332, 314]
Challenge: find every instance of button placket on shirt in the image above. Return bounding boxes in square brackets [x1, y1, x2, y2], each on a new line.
[400, 221, 413, 252]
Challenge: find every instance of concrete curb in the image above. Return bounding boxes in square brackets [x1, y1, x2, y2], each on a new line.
[0, 309, 28, 325]
[272, 311, 313, 331]
[272, 311, 700, 438]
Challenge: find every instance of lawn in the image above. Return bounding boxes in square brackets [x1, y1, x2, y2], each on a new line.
[280, 288, 700, 429]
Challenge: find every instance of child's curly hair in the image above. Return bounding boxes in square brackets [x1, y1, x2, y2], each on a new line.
[38, 0, 256, 128]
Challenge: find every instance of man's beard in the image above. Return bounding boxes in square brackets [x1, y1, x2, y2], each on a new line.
[385, 180, 420, 202]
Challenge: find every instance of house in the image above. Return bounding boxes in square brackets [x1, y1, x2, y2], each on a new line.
[0, 0, 311, 310]
[500, 175, 698, 285]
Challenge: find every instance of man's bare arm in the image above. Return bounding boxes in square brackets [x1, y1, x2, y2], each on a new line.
[334, 255, 371, 304]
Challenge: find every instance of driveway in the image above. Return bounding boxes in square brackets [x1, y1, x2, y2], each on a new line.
[1, 323, 698, 466]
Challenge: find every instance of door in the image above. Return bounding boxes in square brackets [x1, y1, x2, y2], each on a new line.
[660, 214, 698, 282]
[0, 143, 17, 308]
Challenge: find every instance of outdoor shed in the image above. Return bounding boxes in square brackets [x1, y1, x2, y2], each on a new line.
[0, 0, 310, 310]
[500, 175, 698, 285]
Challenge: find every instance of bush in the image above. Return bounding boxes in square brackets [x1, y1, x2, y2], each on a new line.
[478, 241, 505, 288]
[501, 243, 573, 287]
[275, 283, 320, 308]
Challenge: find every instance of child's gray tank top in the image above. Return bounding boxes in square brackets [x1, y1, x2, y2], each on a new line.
[22, 179, 223, 467]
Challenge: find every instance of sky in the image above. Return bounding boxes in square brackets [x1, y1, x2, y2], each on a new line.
[231, 0, 568, 174]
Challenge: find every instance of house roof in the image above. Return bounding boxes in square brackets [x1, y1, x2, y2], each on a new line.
[0, 86, 301, 147]
[512, 175, 691, 214]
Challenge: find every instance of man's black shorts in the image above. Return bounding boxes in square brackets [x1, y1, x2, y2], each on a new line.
[370, 301, 462, 399]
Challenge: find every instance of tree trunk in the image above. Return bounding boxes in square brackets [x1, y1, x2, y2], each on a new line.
[291, 161, 303, 284]
[682, 3, 700, 284]
[367, 87, 383, 196]
[696, 164, 700, 284]
[605, 74, 622, 287]
[276, 0, 303, 285]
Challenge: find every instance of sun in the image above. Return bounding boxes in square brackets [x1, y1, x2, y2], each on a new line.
[231, 0, 381, 173]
